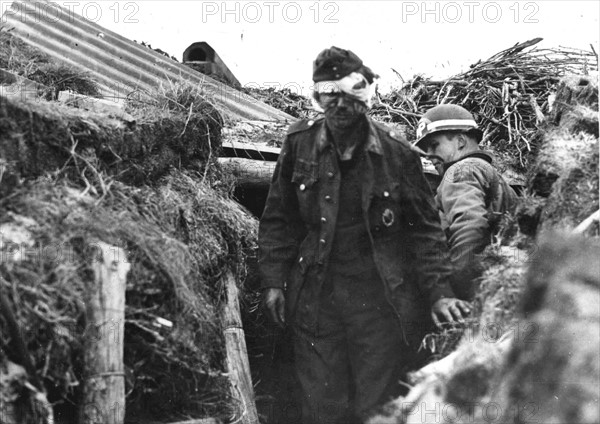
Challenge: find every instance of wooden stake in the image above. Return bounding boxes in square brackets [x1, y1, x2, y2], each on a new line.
[219, 269, 259, 424]
[573, 209, 600, 234]
[80, 242, 130, 424]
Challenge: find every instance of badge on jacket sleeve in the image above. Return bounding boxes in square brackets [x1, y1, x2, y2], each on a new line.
[382, 208, 395, 227]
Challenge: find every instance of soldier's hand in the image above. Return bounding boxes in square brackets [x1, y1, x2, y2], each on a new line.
[431, 298, 471, 328]
[262, 288, 286, 328]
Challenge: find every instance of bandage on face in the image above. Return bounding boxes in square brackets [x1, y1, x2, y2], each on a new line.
[319, 92, 363, 111]
[314, 71, 373, 110]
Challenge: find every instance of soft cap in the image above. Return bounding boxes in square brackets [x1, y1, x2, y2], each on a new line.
[313, 46, 370, 82]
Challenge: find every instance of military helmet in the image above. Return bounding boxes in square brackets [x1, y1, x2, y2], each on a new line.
[413, 104, 483, 149]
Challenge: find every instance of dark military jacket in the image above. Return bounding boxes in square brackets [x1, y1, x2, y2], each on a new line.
[258, 116, 456, 344]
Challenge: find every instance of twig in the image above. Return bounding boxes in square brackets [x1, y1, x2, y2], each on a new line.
[0, 284, 44, 391]
[202, 122, 213, 184]
[590, 43, 598, 62]
[179, 101, 195, 138]
[391, 68, 405, 84]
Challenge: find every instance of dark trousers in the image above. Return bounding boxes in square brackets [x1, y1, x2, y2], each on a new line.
[292, 267, 412, 424]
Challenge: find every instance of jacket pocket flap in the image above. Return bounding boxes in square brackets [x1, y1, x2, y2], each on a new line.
[292, 159, 318, 185]
[371, 182, 401, 200]
[292, 171, 317, 189]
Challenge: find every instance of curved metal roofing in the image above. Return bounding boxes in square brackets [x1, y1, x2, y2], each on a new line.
[2, 0, 294, 122]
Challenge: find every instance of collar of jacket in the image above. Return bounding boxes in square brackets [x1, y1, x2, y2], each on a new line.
[316, 116, 384, 155]
[442, 149, 494, 173]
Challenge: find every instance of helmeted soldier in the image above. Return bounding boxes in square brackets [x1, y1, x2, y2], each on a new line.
[258, 47, 470, 424]
[414, 104, 518, 299]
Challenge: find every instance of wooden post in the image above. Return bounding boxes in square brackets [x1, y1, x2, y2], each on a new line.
[80, 242, 130, 424]
[219, 269, 259, 424]
[217, 157, 276, 188]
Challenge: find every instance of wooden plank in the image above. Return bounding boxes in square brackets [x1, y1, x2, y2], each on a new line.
[80, 242, 130, 424]
[217, 157, 276, 188]
[165, 419, 222, 424]
[222, 139, 281, 155]
[57, 90, 133, 120]
[574, 209, 600, 234]
[219, 269, 259, 424]
[221, 139, 281, 161]
[0, 68, 47, 101]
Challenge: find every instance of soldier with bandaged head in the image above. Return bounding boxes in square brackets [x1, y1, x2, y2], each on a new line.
[259, 47, 470, 423]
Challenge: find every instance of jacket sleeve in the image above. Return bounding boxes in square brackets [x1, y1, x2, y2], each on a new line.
[439, 161, 490, 270]
[258, 134, 306, 290]
[402, 149, 456, 305]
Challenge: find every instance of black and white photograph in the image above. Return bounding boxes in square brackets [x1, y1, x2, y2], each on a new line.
[0, 1, 598, 423]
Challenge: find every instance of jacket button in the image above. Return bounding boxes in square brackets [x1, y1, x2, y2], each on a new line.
[319, 239, 326, 244]
[321, 217, 327, 223]
[327, 171, 334, 178]
[307, 120, 314, 126]
[300, 184, 306, 191]
[332, 66, 338, 71]
[383, 191, 390, 198]
[299, 256, 304, 263]
[325, 195, 332, 201]
[389, 131, 395, 137]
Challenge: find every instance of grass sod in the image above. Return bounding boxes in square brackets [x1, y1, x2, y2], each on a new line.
[540, 138, 599, 232]
[0, 82, 223, 197]
[0, 168, 258, 422]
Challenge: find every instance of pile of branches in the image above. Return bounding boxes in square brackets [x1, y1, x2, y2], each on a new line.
[242, 86, 316, 119]
[371, 38, 598, 170]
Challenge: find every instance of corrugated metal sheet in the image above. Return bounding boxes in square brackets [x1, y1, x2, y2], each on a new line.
[2, 0, 294, 122]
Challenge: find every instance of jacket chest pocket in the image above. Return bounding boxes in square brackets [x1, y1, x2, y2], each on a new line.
[368, 182, 404, 236]
[292, 160, 320, 224]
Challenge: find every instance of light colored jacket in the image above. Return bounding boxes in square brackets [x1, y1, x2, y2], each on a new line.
[436, 151, 517, 298]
